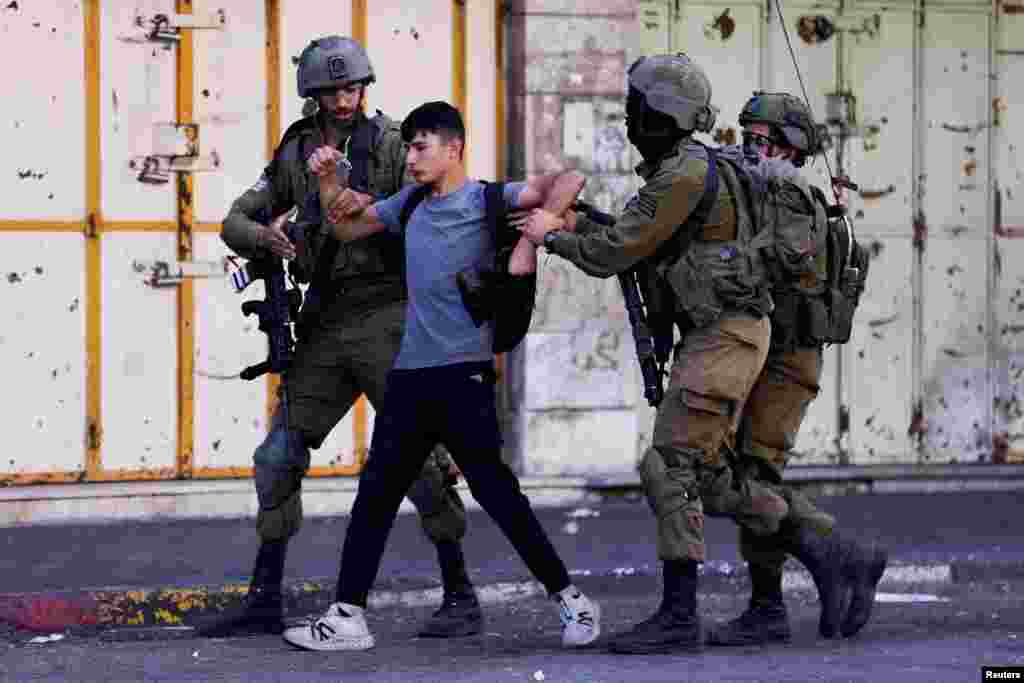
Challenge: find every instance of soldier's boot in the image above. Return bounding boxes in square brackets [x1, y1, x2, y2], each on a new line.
[776, 519, 847, 639]
[706, 563, 790, 646]
[608, 559, 702, 654]
[197, 540, 287, 638]
[418, 540, 483, 638]
[840, 540, 888, 637]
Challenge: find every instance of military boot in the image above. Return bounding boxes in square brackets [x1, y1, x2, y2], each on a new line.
[706, 562, 790, 646]
[418, 540, 483, 638]
[776, 519, 846, 638]
[197, 540, 286, 638]
[840, 541, 888, 637]
[608, 559, 702, 654]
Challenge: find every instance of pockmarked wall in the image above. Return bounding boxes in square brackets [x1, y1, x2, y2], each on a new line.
[507, 0, 1024, 477]
[0, 0, 502, 486]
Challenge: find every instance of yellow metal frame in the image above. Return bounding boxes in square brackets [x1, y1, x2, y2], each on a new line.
[453, 0, 467, 116]
[85, 0, 102, 479]
[263, 0, 283, 436]
[176, 0, 197, 480]
[2, 0, 499, 486]
[334, 0, 372, 476]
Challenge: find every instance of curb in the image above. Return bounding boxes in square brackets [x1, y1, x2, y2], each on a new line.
[3, 559, 1021, 634]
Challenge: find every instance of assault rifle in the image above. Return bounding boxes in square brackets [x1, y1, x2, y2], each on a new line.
[232, 211, 303, 381]
[573, 200, 668, 407]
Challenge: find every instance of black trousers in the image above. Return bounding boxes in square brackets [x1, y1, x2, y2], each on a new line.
[336, 361, 571, 608]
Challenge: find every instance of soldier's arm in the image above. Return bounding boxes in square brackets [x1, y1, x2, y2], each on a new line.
[221, 164, 293, 259]
[545, 163, 707, 278]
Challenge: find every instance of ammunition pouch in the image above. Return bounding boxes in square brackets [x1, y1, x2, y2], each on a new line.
[825, 238, 870, 344]
[772, 236, 869, 349]
[771, 290, 829, 350]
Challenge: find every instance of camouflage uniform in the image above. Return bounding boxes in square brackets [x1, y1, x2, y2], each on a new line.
[545, 53, 785, 654]
[706, 92, 888, 647]
[554, 139, 784, 562]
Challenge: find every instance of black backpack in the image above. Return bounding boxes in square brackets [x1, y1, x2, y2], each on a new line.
[399, 181, 537, 353]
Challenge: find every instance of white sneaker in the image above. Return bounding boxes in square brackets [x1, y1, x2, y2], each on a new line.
[282, 602, 375, 651]
[555, 585, 601, 647]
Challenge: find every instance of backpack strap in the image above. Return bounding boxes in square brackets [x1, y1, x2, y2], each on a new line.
[347, 112, 384, 196]
[399, 185, 432, 233]
[481, 181, 511, 269]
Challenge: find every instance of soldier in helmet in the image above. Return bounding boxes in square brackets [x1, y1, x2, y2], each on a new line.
[519, 53, 787, 654]
[705, 92, 887, 647]
[202, 36, 483, 640]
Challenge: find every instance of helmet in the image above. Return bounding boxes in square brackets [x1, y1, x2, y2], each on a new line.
[627, 53, 718, 133]
[739, 91, 819, 156]
[296, 35, 375, 99]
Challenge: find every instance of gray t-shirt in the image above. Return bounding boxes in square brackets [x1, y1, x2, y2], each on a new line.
[374, 180, 526, 369]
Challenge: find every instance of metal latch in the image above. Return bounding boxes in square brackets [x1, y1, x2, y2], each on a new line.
[131, 10, 227, 47]
[129, 123, 220, 184]
[133, 258, 230, 288]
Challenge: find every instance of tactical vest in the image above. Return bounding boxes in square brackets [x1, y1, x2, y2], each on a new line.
[276, 111, 404, 286]
[651, 144, 773, 331]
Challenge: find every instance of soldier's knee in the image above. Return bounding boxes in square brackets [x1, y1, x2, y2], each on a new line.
[254, 425, 311, 470]
[638, 446, 701, 518]
[257, 491, 303, 541]
[420, 496, 467, 545]
[404, 453, 467, 544]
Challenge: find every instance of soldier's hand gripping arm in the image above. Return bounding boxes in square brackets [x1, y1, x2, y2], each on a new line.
[524, 162, 709, 279]
[504, 171, 585, 275]
[308, 145, 387, 242]
[221, 163, 296, 261]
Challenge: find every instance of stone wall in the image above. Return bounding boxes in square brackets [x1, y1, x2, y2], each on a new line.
[505, 0, 653, 478]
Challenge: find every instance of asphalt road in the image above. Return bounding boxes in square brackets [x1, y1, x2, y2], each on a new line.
[3, 579, 1022, 682]
[2, 490, 1022, 595]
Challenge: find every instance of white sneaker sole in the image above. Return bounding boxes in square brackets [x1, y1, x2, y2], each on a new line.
[562, 601, 601, 648]
[282, 629, 375, 652]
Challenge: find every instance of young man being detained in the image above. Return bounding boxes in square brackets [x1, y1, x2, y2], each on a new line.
[283, 100, 600, 652]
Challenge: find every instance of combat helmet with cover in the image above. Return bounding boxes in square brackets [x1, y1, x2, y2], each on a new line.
[296, 35, 375, 98]
[739, 91, 820, 165]
[626, 52, 718, 134]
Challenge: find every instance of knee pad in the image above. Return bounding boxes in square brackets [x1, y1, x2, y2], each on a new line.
[254, 425, 311, 470]
[257, 490, 303, 541]
[639, 447, 706, 563]
[638, 447, 701, 520]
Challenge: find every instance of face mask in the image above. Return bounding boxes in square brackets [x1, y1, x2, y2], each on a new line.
[626, 88, 682, 162]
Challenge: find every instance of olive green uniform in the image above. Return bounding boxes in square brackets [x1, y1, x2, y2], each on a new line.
[734, 168, 836, 573]
[547, 138, 786, 563]
[221, 111, 466, 544]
